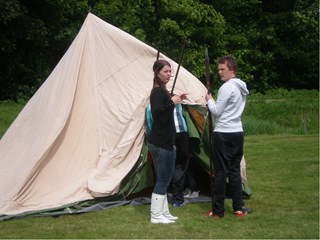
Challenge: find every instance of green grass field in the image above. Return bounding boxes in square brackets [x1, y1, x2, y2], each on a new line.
[0, 90, 319, 238]
[0, 134, 318, 239]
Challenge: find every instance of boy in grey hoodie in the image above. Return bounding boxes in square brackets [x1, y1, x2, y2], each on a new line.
[205, 55, 250, 218]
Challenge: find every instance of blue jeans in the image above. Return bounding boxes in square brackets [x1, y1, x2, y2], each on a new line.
[148, 143, 176, 195]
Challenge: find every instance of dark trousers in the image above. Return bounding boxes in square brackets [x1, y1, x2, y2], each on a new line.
[184, 165, 198, 191]
[171, 132, 189, 204]
[212, 132, 244, 216]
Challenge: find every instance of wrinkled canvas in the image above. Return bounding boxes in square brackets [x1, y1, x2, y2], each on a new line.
[0, 13, 206, 215]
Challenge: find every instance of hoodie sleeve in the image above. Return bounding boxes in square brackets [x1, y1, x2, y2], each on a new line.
[207, 85, 232, 117]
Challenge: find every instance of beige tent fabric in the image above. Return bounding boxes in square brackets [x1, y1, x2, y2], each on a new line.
[240, 156, 247, 183]
[0, 13, 207, 215]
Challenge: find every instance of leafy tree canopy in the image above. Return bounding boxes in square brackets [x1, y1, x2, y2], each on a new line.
[0, 0, 318, 100]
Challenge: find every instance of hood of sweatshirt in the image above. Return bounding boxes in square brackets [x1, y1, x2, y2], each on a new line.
[228, 78, 249, 96]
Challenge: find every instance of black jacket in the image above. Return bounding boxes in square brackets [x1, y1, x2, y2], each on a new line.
[148, 87, 176, 150]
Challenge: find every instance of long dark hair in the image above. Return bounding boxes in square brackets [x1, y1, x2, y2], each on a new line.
[152, 60, 171, 95]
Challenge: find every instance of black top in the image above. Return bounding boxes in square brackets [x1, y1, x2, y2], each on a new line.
[148, 87, 176, 150]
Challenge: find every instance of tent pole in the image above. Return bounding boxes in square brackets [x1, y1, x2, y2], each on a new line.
[204, 48, 215, 214]
[170, 41, 186, 96]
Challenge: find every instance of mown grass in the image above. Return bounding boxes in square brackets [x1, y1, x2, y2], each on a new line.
[0, 89, 319, 238]
[0, 134, 318, 239]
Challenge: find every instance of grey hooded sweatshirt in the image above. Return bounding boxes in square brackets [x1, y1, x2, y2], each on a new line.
[207, 78, 249, 133]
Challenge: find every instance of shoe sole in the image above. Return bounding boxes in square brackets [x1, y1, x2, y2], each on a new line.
[151, 219, 175, 224]
[184, 195, 199, 199]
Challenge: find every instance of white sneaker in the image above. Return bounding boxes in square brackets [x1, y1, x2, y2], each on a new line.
[183, 188, 191, 196]
[184, 191, 199, 199]
[151, 214, 175, 224]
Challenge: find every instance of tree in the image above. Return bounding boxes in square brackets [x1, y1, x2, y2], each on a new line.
[150, 0, 226, 80]
[0, 0, 87, 100]
[0, 0, 318, 100]
[90, 0, 225, 82]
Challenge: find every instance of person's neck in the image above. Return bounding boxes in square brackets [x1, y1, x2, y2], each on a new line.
[225, 75, 236, 81]
[155, 83, 166, 88]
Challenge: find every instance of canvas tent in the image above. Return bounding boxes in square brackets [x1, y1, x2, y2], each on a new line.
[0, 13, 209, 219]
[0, 13, 251, 220]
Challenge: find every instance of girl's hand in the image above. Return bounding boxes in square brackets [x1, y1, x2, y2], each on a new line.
[171, 93, 188, 104]
[179, 93, 188, 100]
[171, 95, 181, 104]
